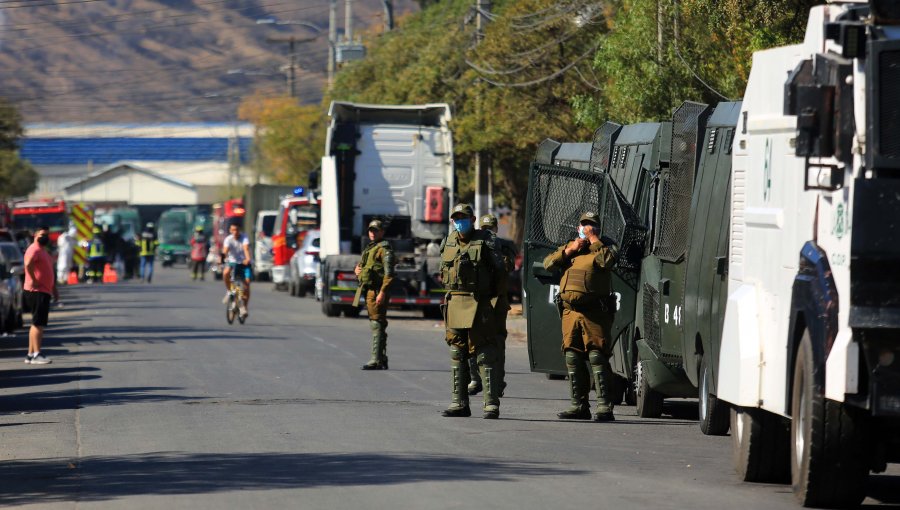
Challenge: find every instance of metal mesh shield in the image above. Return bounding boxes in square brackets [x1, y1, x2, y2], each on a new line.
[526, 163, 604, 248]
[643, 282, 661, 353]
[525, 162, 647, 274]
[589, 122, 623, 174]
[655, 101, 711, 262]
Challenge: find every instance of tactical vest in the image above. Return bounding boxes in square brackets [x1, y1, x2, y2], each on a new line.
[441, 231, 494, 299]
[88, 238, 106, 258]
[559, 250, 612, 307]
[359, 241, 388, 290]
[140, 234, 156, 256]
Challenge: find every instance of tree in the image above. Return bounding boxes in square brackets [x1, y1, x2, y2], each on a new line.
[0, 98, 37, 198]
[237, 93, 326, 186]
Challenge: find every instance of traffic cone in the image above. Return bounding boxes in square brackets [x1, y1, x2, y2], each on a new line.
[67, 270, 79, 285]
[102, 263, 118, 283]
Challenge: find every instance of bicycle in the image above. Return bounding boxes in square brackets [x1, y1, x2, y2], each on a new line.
[226, 279, 248, 325]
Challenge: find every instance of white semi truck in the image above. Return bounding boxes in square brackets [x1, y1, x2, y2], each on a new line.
[317, 102, 454, 318]
[718, 1, 900, 506]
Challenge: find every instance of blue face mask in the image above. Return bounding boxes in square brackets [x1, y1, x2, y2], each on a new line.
[578, 225, 587, 240]
[453, 218, 473, 234]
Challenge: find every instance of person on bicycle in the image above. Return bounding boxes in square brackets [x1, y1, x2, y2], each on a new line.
[222, 220, 252, 319]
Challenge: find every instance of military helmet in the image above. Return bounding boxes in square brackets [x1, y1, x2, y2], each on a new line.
[578, 211, 600, 226]
[450, 203, 474, 219]
[479, 214, 498, 229]
[367, 219, 384, 231]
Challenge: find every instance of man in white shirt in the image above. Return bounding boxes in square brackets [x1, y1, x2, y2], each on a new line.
[222, 221, 253, 318]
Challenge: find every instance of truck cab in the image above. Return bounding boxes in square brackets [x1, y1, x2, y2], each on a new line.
[270, 194, 319, 289]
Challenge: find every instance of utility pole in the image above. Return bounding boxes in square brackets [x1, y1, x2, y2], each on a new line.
[345, 0, 353, 42]
[266, 35, 317, 99]
[382, 0, 393, 32]
[328, 0, 337, 85]
[473, 0, 491, 220]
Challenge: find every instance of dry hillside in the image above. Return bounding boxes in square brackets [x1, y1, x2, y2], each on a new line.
[0, 0, 416, 123]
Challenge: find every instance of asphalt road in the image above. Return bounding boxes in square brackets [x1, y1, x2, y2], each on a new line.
[1, 267, 898, 509]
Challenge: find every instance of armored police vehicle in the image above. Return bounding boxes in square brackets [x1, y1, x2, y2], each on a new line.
[318, 102, 454, 318]
[717, 1, 900, 505]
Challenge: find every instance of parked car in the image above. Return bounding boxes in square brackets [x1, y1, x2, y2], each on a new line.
[0, 243, 25, 332]
[253, 210, 277, 281]
[288, 229, 320, 298]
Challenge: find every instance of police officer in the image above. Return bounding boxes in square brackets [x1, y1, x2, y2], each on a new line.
[440, 203, 506, 419]
[355, 219, 395, 370]
[86, 226, 107, 283]
[139, 222, 159, 283]
[543, 211, 617, 422]
[468, 213, 517, 397]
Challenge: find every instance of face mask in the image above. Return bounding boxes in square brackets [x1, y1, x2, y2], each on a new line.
[578, 226, 587, 240]
[37, 235, 50, 246]
[453, 218, 473, 234]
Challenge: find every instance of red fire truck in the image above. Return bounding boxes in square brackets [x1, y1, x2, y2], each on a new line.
[271, 191, 319, 290]
[12, 200, 68, 251]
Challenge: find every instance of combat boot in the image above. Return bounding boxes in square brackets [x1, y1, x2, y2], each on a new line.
[467, 356, 482, 395]
[589, 350, 615, 422]
[557, 350, 591, 420]
[442, 346, 471, 417]
[478, 346, 500, 419]
[360, 320, 387, 370]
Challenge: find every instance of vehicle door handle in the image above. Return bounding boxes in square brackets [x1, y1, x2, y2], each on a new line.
[715, 256, 728, 276]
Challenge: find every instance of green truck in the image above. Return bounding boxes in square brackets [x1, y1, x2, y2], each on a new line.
[157, 207, 198, 266]
[524, 101, 740, 434]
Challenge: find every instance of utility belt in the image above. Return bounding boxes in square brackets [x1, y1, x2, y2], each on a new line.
[557, 293, 616, 314]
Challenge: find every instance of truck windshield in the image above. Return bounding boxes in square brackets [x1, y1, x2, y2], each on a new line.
[261, 215, 276, 236]
[158, 214, 188, 245]
[14, 212, 67, 233]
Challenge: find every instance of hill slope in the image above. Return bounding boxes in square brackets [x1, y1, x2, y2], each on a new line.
[0, 0, 415, 123]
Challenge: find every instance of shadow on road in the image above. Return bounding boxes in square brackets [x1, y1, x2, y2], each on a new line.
[0, 451, 587, 505]
[0, 366, 101, 390]
[0, 386, 192, 413]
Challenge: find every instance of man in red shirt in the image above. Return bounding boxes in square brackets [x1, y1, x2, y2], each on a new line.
[23, 226, 58, 365]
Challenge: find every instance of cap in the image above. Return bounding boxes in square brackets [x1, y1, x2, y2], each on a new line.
[479, 214, 498, 228]
[579, 211, 600, 226]
[367, 219, 384, 231]
[451, 203, 474, 218]
[195, 225, 204, 232]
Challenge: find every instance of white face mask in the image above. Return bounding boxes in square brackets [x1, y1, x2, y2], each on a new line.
[578, 225, 587, 239]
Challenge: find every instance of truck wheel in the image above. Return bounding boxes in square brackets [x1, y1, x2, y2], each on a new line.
[636, 360, 664, 418]
[343, 306, 361, 318]
[297, 282, 307, 298]
[791, 330, 868, 507]
[731, 406, 790, 483]
[321, 299, 341, 317]
[289, 279, 297, 297]
[699, 356, 730, 436]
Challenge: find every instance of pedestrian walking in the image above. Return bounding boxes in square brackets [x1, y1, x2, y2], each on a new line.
[139, 222, 159, 283]
[354, 219, 395, 370]
[189, 226, 209, 281]
[439, 203, 506, 419]
[467, 213, 517, 397]
[56, 226, 76, 284]
[86, 227, 106, 284]
[23, 227, 58, 365]
[543, 211, 618, 422]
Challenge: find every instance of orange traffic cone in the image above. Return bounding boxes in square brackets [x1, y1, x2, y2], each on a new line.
[102, 263, 118, 283]
[67, 270, 79, 285]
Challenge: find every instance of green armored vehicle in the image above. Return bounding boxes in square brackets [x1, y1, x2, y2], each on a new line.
[523, 122, 653, 400]
[633, 101, 741, 434]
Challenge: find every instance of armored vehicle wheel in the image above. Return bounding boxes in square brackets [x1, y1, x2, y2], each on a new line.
[699, 356, 730, 435]
[731, 406, 790, 483]
[636, 360, 664, 418]
[790, 330, 868, 507]
[343, 306, 361, 318]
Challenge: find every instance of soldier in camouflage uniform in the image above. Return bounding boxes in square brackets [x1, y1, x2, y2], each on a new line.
[543, 212, 618, 422]
[355, 219, 395, 370]
[468, 214, 517, 397]
[440, 203, 506, 419]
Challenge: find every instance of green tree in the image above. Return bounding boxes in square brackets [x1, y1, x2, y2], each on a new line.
[576, 0, 817, 125]
[0, 98, 38, 198]
[238, 93, 326, 186]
